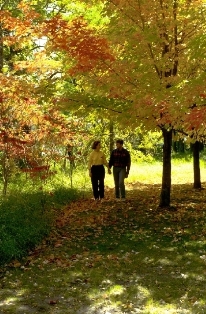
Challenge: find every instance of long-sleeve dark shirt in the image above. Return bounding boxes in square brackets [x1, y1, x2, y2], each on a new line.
[109, 148, 131, 172]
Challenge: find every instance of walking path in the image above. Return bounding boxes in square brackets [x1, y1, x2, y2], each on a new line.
[1, 183, 205, 314]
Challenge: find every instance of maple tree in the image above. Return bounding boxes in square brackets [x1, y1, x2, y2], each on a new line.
[0, 0, 118, 194]
[0, 1, 81, 194]
[69, 0, 206, 207]
[0, 72, 78, 194]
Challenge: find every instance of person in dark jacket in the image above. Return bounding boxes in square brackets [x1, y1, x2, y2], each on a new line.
[108, 139, 131, 201]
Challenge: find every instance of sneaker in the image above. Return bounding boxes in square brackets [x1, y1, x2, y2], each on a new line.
[121, 198, 126, 202]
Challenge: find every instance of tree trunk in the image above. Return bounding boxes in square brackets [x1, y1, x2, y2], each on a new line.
[193, 141, 201, 189]
[2, 150, 9, 196]
[159, 128, 172, 207]
[0, 23, 3, 72]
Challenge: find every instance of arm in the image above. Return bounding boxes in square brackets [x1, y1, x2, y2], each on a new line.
[108, 150, 114, 169]
[102, 153, 110, 172]
[126, 151, 131, 175]
[88, 152, 93, 177]
[108, 151, 114, 174]
[102, 153, 108, 167]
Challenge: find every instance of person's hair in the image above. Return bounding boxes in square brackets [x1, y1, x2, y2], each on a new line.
[116, 139, 123, 145]
[92, 140, 100, 149]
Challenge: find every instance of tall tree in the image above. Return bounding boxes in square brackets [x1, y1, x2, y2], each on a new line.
[192, 141, 201, 189]
[0, 0, 84, 194]
[72, 0, 206, 207]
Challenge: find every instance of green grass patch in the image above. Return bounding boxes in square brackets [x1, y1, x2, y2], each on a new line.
[0, 170, 82, 266]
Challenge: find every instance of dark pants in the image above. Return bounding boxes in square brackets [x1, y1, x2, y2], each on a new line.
[113, 167, 126, 198]
[91, 165, 105, 199]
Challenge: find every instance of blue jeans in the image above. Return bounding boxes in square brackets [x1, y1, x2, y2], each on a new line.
[113, 167, 126, 198]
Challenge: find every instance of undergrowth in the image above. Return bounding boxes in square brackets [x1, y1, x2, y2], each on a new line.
[0, 167, 85, 266]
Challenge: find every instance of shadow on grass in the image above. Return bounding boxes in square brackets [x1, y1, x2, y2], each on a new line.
[1, 182, 206, 313]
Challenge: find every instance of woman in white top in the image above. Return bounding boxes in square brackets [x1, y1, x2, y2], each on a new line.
[88, 141, 109, 201]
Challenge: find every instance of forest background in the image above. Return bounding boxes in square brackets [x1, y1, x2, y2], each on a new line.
[1, 0, 206, 266]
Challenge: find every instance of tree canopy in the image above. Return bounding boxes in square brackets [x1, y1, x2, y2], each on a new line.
[1, 0, 206, 201]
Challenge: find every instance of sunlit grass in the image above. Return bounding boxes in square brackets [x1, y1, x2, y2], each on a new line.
[104, 158, 206, 187]
[88, 284, 125, 301]
[145, 302, 183, 314]
[11, 157, 205, 194]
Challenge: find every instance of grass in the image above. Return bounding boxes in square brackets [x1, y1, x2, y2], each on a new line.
[1, 159, 206, 313]
[0, 168, 84, 266]
[105, 156, 206, 186]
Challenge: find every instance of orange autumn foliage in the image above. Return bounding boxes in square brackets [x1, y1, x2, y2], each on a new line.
[42, 16, 115, 74]
[0, 3, 40, 47]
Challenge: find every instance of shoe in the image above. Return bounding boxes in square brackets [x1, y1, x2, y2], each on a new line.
[115, 198, 121, 201]
[100, 198, 105, 203]
[121, 198, 126, 202]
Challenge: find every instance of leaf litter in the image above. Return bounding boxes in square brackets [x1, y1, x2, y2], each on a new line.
[1, 183, 206, 313]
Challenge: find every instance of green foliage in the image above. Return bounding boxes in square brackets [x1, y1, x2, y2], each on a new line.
[114, 126, 163, 162]
[135, 130, 163, 156]
[130, 150, 155, 163]
[63, 1, 109, 27]
[0, 0, 21, 10]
